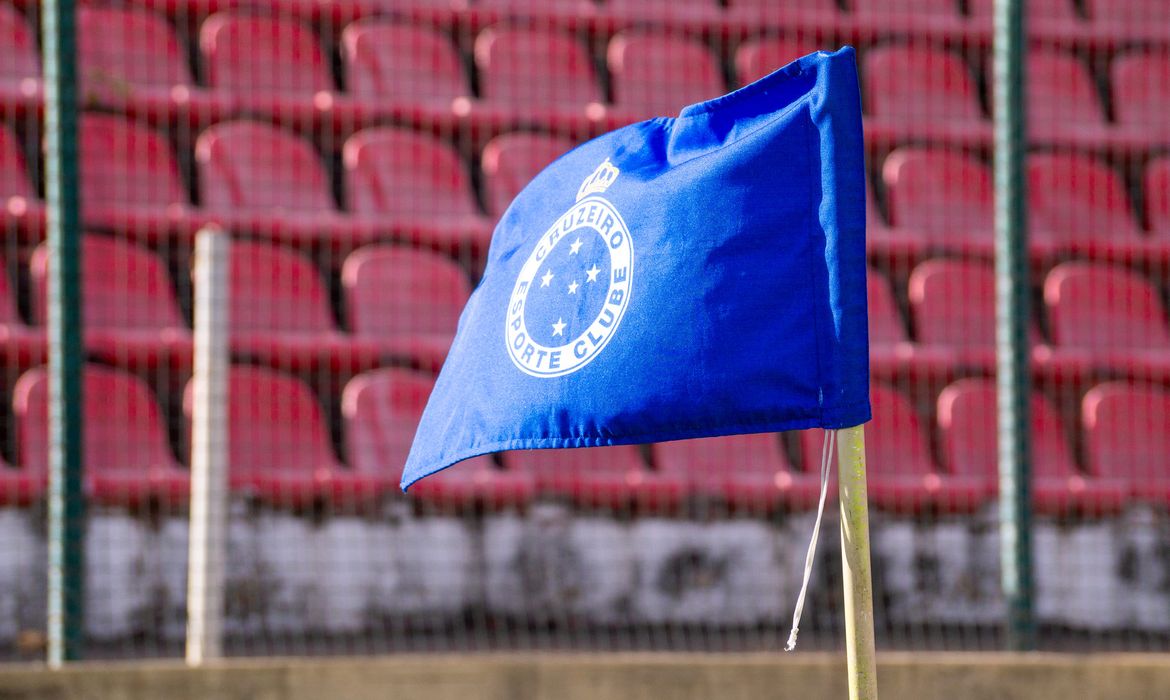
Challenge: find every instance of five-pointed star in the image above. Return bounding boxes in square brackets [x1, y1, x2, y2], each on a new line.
[585, 264, 601, 283]
[551, 318, 566, 336]
[540, 269, 554, 287]
[567, 280, 579, 295]
[569, 237, 583, 255]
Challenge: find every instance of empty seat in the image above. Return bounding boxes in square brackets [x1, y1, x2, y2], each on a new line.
[607, 32, 724, 119]
[184, 366, 345, 507]
[0, 256, 45, 366]
[77, 5, 205, 116]
[0, 122, 43, 236]
[343, 127, 478, 219]
[938, 379, 1125, 515]
[80, 114, 189, 231]
[480, 132, 575, 217]
[652, 433, 821, 511]
[1028, 153, 1142, 243]
[504, 443, 682, 510]
[342, 245, 470, 369]
[868, 269, 907, 345]
[227, 241, 356, 370]
[1112, 52, 1170, 133]
[474, 27, 602, 112]
[801, 385, 988, 513]
[200, 12, 332, 97]
[342, 21, 470, 106]
[29, 235, 191, 369]
[1085, 0, 1170, 30]
[853, 0, 959, 17]
[1026, 49, 1106, 133]
[0, 4, 41, 108]
[196, 120, 335, 214]
[1148, 158, 1170, 236]
[734, 37, 822, 86]
[343, 368, 533, 508]
[883, 147, 992, 240]
[15, 365, 188, 507]
[864, 46, 982, 124]
[909, 258, 1001, 347]
[604, 0, 722, 22]
[1044, 262, 1170, 350]
[1083, 383, 1170, 505]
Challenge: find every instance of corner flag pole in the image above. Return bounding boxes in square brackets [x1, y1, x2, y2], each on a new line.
[838, 424, 878, 700]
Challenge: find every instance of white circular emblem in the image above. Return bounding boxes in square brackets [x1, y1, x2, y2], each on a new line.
[505, 160, 632, 378]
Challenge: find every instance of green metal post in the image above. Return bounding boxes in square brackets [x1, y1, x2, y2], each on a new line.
[993, 0, 1036, 651]
[41, 0, 86, 665]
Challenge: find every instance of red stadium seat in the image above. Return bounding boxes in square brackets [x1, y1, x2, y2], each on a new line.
[908, 259, 995, 355]
[1112, 52, 1170, 135]
[604, 0, 722, 23]
[76, 6, 215, 120]
[342, 245, 470, 370]
[503, 443, 682, 511]
[734, 37, 822, 86]
[1083, 383, 1170, 505]
[882, 147, 992, 244]
[863, 45, 983, 129]
[937, 379, 1126, 515]
[15, 365, 188, 508]
[184, 366, 347, 507]
[1045, 263, 1170, 349]
[343, 127, 493, 254]
[480, 132, 576, 217]
[79, 114, 191, 235]
[607, 32, 725, 120]
[227, 241, 360, 370]
[0, 256, 45, 366]
[0, 122, 44, 237]
[196, 120, 336, 219]
[852, 0, 961, 30]
[0, 4, 41, 110]
[725, 0, 838, 21]
[343, 368, 534, 508]
[29, 235, 191, 370]
[473, 27, 603, 126]
[1028, 153, 1142, 246]
[1085, 0, 1170, 32]
[341, 21, 470, 107]
[1147, 158, 1170, 237]
[801, 385, 988, 513]
[868, 269, 906, 345]
[343, 127, 478, 219]
[1025, 49, 1106, 136]
[199, 12, 332, 121]
[652, 433, 821, 512]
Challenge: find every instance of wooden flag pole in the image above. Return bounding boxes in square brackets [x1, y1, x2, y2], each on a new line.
[838, 424, 878, 699]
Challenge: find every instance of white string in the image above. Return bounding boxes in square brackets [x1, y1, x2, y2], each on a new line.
[785, 428, 835, 651]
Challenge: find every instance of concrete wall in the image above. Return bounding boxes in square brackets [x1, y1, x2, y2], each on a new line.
[1, 653, 1169, 700]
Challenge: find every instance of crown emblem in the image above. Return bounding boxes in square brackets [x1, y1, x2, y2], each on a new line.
[576, 159, 620, 202]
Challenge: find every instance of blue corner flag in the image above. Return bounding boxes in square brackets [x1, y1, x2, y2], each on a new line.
[402, 47, 870, 491]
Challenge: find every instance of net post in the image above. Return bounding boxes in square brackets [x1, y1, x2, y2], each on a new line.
[837, 424, 878, 700]
[186, 227, 231, 665]
[992, 0, 1037, 652]
[41, 0, 85, 667]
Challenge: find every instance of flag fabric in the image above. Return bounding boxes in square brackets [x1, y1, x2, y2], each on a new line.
[402, 46, 870, 491]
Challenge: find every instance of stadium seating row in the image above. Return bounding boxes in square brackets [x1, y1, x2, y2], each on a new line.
[0, 234, 470, 372]
[3, 114, 1168, 264]
[2, 5, 1168, 146]
[0, 362, 1166, 516]
[2, 232, 1170, 381]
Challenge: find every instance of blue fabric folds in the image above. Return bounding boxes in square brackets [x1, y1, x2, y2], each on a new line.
[402, 47, 870, 491]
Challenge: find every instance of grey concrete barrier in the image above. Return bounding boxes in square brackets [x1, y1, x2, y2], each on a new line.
[0, 652, 1168, 700]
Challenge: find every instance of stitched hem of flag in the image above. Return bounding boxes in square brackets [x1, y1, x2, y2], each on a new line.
[400, 406, 871, 492]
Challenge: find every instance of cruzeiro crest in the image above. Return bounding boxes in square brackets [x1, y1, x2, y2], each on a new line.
[506, 159, 633, 378]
